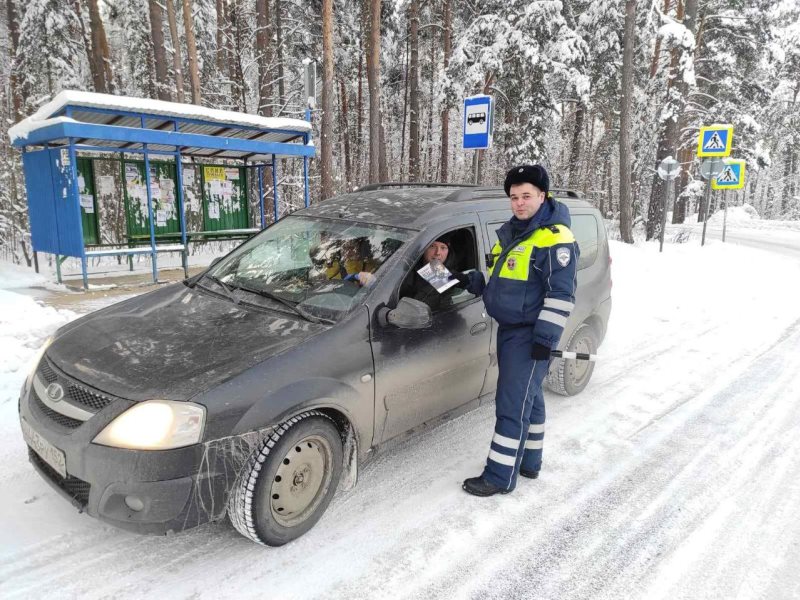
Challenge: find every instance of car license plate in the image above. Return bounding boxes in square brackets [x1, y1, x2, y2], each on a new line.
[21, 418, 67, 478]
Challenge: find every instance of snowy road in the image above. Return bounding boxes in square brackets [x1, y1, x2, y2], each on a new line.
[2, 231, 800, 600]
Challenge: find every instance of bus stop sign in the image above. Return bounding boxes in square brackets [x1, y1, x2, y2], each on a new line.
[463, 95, 493, 150]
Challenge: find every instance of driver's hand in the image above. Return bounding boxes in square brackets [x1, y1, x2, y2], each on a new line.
[357, 272, 375, 287]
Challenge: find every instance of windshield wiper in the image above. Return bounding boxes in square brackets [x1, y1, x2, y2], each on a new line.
[200, 273, 240, 305]
[229, 282, 333, 325]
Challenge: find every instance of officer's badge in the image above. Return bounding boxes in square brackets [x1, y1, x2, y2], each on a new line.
[556, 247, 571, 267]
[507, 257, 517, 270]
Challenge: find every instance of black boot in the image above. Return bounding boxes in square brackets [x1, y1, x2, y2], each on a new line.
[519, 468, 539, 479]
[462, 476, 512, 497]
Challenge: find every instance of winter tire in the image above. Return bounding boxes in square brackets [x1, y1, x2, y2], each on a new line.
[546, 323, 598, 396]
[227, 411, 343, 546]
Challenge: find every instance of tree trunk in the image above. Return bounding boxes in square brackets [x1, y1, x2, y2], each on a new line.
[149, 0, 171, 100]
[647, 0, 697, 238]
[181, 0, 203, 104]
[439, 0, 451, 183]
[366, 0, 382, 184]
[5, 0, 21, 120]
[320, 0, 334, 199]
[672, 0, 701, 224]
[229, 2, 247, 111]
[216, 0, 226, 73]
[407, 0, 420, 182]
[88, 0, 114, 94]
[618, 0, 636, 244]
[400, 36, 409, 182]
[166, 0, 185, 103]
[339, 78, 352, 189]
[256, 0, 272, 116]
[568, 101, 585, 187]
[649, 0, 671, 79]
[275, 0, 285, 110]
[425, 19, 436, 180]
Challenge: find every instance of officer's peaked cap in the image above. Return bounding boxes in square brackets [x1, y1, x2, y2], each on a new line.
[504, 164, 550, 197]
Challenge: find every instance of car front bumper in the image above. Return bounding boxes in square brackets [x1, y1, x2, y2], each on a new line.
[18, 371, 249, 536]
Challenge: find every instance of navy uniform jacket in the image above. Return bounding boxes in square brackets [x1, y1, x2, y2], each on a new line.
[469, 198, 579, 350]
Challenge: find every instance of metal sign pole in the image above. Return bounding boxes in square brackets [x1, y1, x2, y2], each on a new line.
[657, 156, 679, 253]
[659, 176, 671, 253]
[722, 191, 728, 243]
[701, 182, 712, 247]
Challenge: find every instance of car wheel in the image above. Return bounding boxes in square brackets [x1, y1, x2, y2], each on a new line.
[228, 411, 343, 546]
[546, 323, 598, 396]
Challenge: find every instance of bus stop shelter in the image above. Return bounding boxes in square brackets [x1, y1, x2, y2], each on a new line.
[9, 91, 315, 289]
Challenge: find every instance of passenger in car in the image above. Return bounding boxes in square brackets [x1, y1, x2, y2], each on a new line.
[324, 237, 378, 286]
[400, 234, 461, 310]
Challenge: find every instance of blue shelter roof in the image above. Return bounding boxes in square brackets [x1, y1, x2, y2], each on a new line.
[9, 91, 315, 162]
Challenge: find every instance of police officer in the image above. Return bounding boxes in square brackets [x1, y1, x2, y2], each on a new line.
[456, 164, 579, 496]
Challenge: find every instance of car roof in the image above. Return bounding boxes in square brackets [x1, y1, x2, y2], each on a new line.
[295, 183, 597, 230]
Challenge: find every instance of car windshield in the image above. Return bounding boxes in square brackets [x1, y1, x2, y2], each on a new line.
[205, 216, 412, 321]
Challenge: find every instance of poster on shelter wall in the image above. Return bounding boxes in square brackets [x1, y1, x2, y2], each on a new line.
[125, 164, 140, 184]
[98, 175, 114, 196]
[208, 201, 220, 219]
[80, 194, 95, 213]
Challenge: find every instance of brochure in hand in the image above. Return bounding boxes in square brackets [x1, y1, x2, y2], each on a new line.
[417, 260, 459, 293]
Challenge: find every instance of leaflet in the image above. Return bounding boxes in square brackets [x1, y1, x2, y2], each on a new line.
[417, 260, 458, 293]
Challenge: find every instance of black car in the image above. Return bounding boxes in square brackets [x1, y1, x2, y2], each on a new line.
[19, 183, 611, 546]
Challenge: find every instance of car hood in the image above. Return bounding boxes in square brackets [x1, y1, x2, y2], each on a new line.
[48, 283, 324, 402]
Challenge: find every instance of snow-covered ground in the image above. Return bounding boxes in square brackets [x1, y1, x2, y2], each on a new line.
[2, 224, 800, 600]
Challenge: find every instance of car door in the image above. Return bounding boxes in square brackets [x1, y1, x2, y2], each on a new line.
[371, 219, 492, 444]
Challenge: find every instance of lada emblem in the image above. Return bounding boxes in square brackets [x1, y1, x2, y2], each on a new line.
[46, 383, 65, 402]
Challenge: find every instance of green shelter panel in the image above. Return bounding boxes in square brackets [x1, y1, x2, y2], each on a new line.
[77, 157, 99, 245]
[122, 160, 181, 240]
[200, 165, 249, 232]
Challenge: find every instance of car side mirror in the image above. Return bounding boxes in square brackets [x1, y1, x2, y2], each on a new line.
[377, 297, 432, 329]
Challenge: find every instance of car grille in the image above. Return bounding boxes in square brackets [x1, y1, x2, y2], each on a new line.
[30, 387, 84, 430]
[36, 356, 115, 416]
[28, 447, 91, 508]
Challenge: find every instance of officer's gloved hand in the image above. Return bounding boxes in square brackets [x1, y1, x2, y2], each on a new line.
[531, 343, 551, 361]
[449, 271, 470, 289]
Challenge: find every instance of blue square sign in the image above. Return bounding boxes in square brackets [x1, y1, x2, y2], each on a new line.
[463, 95, 493, 150]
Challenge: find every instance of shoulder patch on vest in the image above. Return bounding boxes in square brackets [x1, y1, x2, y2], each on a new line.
[556, 247, 571, 267]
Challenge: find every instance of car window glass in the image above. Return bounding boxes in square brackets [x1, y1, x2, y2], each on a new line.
[208, 216, 412, 321]
[570, 214, 599, 270]
[399, 226, 479, 312]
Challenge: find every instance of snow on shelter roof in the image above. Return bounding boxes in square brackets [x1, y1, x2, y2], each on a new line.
[8, 91, 313, 161]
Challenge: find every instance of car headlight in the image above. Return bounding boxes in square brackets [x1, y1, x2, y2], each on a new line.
[27, 336, 53, 387]
[93, 400, 206, 450]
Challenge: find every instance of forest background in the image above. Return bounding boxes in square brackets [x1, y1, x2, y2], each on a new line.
[0, 0, 798, 265]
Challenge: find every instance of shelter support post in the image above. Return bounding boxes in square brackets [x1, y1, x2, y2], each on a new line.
[173, 121, 189, 278]
[55, 255, 62, 284]
[66, 132, 89, 290]
[141, 118, 158, 283]
[272, 155, 279, 222]
[33, 251, 39, 274]
[258, 166, 265, 229]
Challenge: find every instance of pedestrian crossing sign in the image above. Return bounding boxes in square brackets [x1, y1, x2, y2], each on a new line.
[712, 159, 745, 190]
[697, 124, 733, 157]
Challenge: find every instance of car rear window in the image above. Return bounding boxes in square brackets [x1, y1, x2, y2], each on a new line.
[570, 214, 599, 270]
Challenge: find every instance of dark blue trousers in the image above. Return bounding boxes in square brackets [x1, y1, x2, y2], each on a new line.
[481, 325, 548, 491]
